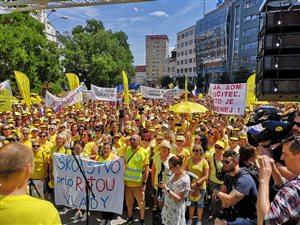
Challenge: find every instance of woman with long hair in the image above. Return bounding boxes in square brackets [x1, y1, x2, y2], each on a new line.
[96, 142, 118, 225]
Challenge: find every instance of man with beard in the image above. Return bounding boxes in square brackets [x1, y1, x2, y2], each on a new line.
[213, 150, 258, 225]
[124, 134, 149, 225]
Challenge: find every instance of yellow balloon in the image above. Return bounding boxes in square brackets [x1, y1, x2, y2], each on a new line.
[198, 93, 203, 99]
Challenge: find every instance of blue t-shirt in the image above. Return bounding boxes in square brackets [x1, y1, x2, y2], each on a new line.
[224, 168, 258, 219]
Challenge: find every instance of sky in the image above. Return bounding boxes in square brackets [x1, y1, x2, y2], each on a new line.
[50, 0, 219, 66]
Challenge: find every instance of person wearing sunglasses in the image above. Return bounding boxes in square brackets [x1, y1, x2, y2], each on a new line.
[213, 150, 258, 225]
[30, 141, 48, 199]
[185, 144, 209, 225]
[21, 127, 32, 148]
[124, 134, 149, 225]
[206, 140, 226, 221]
[291, 111, 300, 135]
[257, 135, 300, 225]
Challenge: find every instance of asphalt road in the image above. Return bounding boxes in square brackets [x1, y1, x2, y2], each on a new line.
[59, 205, 215, 225]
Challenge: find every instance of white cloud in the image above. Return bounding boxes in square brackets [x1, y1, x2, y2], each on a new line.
[133, 7, 139, 12]
[149, 11, 169, 17]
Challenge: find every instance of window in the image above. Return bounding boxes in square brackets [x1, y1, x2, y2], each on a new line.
[189, 68, 192, 72]
[245, 1, 252, 9]
[244, 16, 251, 22]
[181, 60, 184, 65]
[185, 59, 188, 64]
[185, 50, 189, 55]
[190, 30, 193, 35]
[243, 41, 257, 50]
[177, 35, 180, 40]
[185, 41, 188, 46]
[181, 43, 184, 48]
[189, 58, 192, 63]
[243, 27, 258, 37]
[181, 51, 184, 56]
[189, 39, 193, 45]
[177, 61, 180, 65]
[189, 49, 193, 54]
[185, 68, 188, 72]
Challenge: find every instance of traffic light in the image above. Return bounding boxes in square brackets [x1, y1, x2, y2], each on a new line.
[256, 7, 300, 101]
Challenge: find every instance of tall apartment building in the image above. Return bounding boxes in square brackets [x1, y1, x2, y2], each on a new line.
[228, 0, 263, 81]
[195, 2, 230, 92]
[145, 35, 169, 87]
[176, 25, 197, 83]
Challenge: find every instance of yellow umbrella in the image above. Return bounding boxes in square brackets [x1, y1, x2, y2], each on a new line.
[169, 101, 208, 114]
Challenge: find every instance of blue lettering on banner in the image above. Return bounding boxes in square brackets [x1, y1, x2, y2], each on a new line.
[100, 196, 109, 208]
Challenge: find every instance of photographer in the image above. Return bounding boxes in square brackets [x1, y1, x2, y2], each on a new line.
[213, 150, 258, 225]
[257, 135, 300, 225]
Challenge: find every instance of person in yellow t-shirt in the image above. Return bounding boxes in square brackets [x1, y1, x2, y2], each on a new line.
[21, 127, 32, 149]
[0, 142, 61, 225]
[30, 141, 49, 199]
[185, 144, 209, 225]
[172, 135, 190, 167]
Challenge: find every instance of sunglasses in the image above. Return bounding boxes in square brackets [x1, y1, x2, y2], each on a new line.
[215, 145, 223, 149]
[222, 160, 231, 165]
[176, 140, 184, 142]
[282, 135, 300, 145]
[95, 130, 101, 132]
[293, 121, 300, 128]
[192, 149, 200, 153]
[22, 133, 29, 135]
[49, 128, 54, 130]
[40, 135, 46, 138]
[208, 132, 214, 136]
[32, 145, 40, 148]
[130, 138, 137, 141]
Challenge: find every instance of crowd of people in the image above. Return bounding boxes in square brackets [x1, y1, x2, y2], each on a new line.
[0, 96, 299, 225]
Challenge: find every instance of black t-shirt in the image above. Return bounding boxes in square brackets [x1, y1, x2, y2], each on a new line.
[223, 168, 258, 220]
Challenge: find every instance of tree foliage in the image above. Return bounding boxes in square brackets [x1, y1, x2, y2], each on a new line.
[233, 68, 252, 83]
[62, 19, 135, 88]
[0, 12, 63, 94]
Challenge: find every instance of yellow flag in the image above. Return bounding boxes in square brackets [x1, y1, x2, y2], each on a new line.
[184, 75, 188, 102]
[246, 74, 256, 107]
[66, 73, 80, 91]
[14, 71, 31, 109]
[0, 89, 12, 111]
[122, 70, 129, 105]
[66, 73, 81, 108]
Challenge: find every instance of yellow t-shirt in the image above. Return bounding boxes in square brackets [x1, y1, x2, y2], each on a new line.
[22, 139, 32, 149]
[82, 141, 96, 157]
[40, 141, 53, 155]
[0, 195, 61, 225]
[207, 152, 223, 185]
[171, 147, 190, 167]
[50, 146, 72, 157]
[187, 157, 209, 190]
[96, 152, 117, 162]
[32, 150, 48, 180]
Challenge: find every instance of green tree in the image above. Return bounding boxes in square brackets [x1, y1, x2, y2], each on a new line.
[160, 76, 173, 88]
[0, 12, 63, 94]
[62, 19, 135, 88]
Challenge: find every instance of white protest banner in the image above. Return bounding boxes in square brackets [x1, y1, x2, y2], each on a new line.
[45, 84, 83, 108]
[140, 86, 167, 99]
[0, 79, 12, 95]
[210, 83, 247, 115]
[162, 89, 177, 103]
[53, 154, 124, 214]
[91, 85, 119, 101]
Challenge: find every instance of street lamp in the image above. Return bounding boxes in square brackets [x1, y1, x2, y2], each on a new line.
[43, 8, 56, 23]
[48, 16, 68, 23]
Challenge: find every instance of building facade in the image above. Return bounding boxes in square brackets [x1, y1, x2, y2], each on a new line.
[195, 2, 230, 92]
[176, 25, 196, 83]
[166, 49, 177, 81]
[145, 35, 169, 87]
[227, 0, 263, 81]
[134, 65, 146, 85]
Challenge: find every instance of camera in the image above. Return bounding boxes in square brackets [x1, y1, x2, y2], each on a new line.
[217, 207, 238, 222]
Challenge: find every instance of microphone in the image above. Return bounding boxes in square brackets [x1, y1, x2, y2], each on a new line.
[64, 144, 75, 154]
[0, 136, 20, 142]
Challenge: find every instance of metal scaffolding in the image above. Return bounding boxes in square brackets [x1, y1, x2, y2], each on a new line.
[0, 0, 153, 13]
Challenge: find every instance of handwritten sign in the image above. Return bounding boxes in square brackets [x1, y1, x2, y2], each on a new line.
[91, 85, 119, 101]
[140, 86, 167, 99]
[209, 83, 247, 115]
[52, 154, 124, 214]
